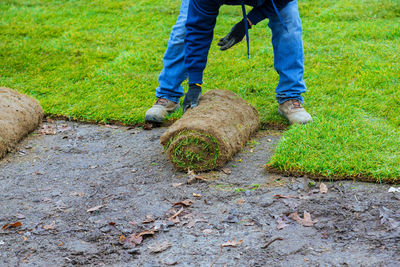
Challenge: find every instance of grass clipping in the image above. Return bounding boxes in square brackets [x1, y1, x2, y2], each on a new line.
[161, 90, 259, 171]
[0, 87, 43, 159]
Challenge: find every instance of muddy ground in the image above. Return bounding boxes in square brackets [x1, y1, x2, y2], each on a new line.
[0, 120, 399, 267]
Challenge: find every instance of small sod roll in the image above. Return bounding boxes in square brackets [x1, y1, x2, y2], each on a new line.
[160, 89, 259, 171]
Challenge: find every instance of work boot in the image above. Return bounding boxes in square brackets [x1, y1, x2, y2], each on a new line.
[278, 99, 313, 125]
[145, 98, 179, 123]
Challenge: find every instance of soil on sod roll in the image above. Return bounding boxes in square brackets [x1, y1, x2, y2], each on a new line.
[0, 87, 43, 159]
[161, 89, 259, 171]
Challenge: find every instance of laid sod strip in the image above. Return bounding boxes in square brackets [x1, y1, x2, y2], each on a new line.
[267, 107, 400, 183]
[1, 0, 399, 180]
[0, 88, 43, 159]
[161, 90, 259, 171]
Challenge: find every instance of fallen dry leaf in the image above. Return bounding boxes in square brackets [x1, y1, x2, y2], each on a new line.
[138, 230, 157, 237]
[126, 234, 143, 247]
[2, 221, 22, 230]
[192, 193, 202, 198]
[237, 199, 245, 205]
[125, 229, 157, 247]
[147, 241, 171, 253]
[276, 216, 289, 230]
[142, 215, 156, 224]
[221, 168, 231, 175]
[289, 211, 318, 227]
[168, 207, 184, 223]
[319, 183, 328, 194]
[173, 199, 194, 207]
[221, 238, 243, 248]
[86, 205, 104, 212]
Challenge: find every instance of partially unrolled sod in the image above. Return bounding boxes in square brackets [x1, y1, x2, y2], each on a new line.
[161, 90, 259, 171]
[0, 88, 43, 159]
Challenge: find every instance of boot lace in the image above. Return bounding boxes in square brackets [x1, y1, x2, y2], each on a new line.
[291, 99, 302, 109]
[155, 98, 168, 106]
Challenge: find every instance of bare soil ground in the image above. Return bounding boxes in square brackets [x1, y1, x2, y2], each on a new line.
[0, 120, 399, 267]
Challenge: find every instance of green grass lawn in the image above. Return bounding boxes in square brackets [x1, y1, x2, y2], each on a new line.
[1, 0, 399, 182]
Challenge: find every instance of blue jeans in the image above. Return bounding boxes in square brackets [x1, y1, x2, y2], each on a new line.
[155, 0, 189, 103]
[156, 0, 306, 104]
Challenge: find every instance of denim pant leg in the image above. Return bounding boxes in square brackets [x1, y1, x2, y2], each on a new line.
[155, 0, 189, 104]
[268, 0, 306, 104]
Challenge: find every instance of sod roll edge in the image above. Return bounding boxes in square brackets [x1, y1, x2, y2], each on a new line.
[160, 90, 259, 171]
[0, 87, 43, 159]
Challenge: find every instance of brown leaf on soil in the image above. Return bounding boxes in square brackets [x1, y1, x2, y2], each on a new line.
[221, 238, 243, 247]
[173, 199, 194, 207]
[276, 216, 289, 230]
[2, 221, 22, 230]
[126, 234, 143, 247]
[168, 207, 184, 223]
[147, 241, 171, 253]
[221, 168, 232, 175]
[125, 229, 157, 247]
[288, 212, 302, 224]
[192, 193, 202, 198]
[289, 211, 318, 227]
[138, 230, 157, 237]
[319, 183, 328, 194]
[86, 205, 103, 212]
[142, 215, 156, 224]
[237, 199, 245, 205]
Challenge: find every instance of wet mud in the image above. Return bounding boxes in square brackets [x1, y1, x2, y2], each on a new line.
[0, 120, 399, 266]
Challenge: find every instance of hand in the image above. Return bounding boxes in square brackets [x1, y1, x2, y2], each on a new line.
[182, 84, 202, 114]
[218, 19, 251, 51]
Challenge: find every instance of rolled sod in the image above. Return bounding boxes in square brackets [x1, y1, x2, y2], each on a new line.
[160, 90, 259, 171]
[0, 88, 43, 159]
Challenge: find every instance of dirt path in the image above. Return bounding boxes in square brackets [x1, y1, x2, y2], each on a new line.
[0, 120, 399, 266]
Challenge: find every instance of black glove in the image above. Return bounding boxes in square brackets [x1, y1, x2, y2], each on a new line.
[218, 19, 251, 51]
[182, 84, 202, 114]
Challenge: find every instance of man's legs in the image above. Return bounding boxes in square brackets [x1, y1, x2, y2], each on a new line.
[146, 0, 189, 123]
[156, 0, 189, 103]
[268, 0, 312, 124]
